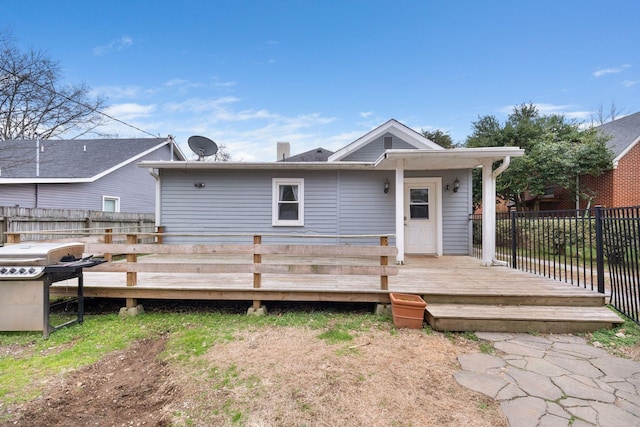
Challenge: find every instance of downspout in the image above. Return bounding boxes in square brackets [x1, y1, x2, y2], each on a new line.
[148, 168, 161, 226]
[491, 156, 510, 266]
[492, 155, 511, 180]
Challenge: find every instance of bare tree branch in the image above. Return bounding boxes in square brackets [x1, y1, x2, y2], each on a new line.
[0, 31, 108, 141]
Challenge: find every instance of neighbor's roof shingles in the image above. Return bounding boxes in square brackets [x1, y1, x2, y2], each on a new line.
[0, 138, 170, 179]
[596, 111, 640, 160]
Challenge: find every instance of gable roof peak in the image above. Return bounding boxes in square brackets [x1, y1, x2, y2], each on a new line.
[328, 119, 442, 162]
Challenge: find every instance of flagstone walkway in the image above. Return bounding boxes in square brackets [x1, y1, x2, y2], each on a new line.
[454, 333, 640, 427]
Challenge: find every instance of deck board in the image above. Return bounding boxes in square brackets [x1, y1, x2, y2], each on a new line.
[51, 255, 605, 301]
[48, 255, 624, 333]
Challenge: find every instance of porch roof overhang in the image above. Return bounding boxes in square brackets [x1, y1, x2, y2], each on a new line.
[139, 160, 376, 170]
[139, 146, 524, 172]
[373, 147, 525, 170]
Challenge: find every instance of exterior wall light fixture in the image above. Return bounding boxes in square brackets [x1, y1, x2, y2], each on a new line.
[384, 179, 390, 193]
[194, 182, 206, 188]
[453, 178, 460, 193]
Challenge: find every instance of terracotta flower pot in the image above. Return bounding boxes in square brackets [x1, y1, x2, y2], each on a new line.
[390, 293, 426, 329]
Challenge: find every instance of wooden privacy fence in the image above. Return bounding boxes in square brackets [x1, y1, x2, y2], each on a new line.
[0, 206, 155, 244]
[84, 232, 399, 309]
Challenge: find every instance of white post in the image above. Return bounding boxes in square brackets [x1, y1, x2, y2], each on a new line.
[481, 160, 496, 266]
[395, 160, 405, 264]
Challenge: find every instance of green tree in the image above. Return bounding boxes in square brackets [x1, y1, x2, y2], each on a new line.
[421, 129, 455, 148]
[466, 103, 613, 211]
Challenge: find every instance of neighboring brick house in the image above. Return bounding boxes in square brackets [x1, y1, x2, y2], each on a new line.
[526, 112, 640, 210]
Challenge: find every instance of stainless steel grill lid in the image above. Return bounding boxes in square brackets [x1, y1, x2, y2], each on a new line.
[0, 242, 84, 279]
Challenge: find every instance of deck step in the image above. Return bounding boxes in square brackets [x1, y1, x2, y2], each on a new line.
[421, 292, 605, 307]
[425, 303, 624, 334]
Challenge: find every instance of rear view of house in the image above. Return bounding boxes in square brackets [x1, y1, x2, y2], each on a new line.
[141, 119, 523, 264]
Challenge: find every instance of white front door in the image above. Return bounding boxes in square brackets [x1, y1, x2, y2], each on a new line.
[404, 178, 441, 255]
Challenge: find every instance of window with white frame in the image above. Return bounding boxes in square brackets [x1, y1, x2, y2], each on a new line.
[272, 178, 304, 226]
[102, 196, 120, 212]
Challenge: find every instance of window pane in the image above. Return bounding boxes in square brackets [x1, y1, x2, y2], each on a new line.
[410, 188, 429, 203]
[278, 203, 298, 220]
[279, 185, 298, 202]
[104, 199, 116, 212]
[410, 205, 429, 219]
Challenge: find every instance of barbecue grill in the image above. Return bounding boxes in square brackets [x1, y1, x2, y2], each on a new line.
[0, 242, 105, 337]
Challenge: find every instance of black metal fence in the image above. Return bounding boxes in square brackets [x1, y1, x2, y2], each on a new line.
[472, 206, 640, 323]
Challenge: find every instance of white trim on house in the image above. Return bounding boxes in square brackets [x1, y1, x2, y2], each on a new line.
[613, 135, 640, 169]
[375, 147, 525, 170]
[272, 178, 305, 226]
[102, 195, 120, 212]
[403, 177, 443, 256]
[139, 147, 524, 172]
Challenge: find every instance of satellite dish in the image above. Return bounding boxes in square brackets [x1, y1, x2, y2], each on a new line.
[188, 135, 218, 160]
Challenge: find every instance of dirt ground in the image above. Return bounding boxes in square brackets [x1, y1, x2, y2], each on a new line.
[0, 318, 507, 426]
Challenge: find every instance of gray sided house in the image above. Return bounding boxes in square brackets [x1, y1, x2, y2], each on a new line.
[0, 138, 183, 213]
[141, 120, 523, 264]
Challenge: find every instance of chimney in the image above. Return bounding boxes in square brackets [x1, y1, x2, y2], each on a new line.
[277, 142, 290, 161]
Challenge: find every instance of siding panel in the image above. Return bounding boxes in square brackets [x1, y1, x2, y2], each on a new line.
[159, 167, 471, 254]
[160, 169, 339, 243]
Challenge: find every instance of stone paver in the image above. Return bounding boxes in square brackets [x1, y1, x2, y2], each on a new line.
[456, 333, 640, 426]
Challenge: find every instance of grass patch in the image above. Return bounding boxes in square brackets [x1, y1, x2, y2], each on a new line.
[317, 329, 354, 344]
[479, 341, 495, 354]
[0, 307, 390, 406]
[444, 331, 478, 343]
[587, 312, 640, 357]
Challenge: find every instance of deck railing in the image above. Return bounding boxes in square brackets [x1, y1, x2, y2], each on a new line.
[472, 206, 640, 323]
[9, 230, 397, 310]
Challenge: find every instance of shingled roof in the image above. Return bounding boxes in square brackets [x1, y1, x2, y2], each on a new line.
[596, 111, 640, 161]
[282, 147, 334, 162]
[0, 138, 177, 179]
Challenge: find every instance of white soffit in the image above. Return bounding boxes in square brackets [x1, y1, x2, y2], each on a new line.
[374, 147, 525, 170]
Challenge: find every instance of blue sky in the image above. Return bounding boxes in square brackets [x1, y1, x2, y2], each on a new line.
[2, 1, 639, 161]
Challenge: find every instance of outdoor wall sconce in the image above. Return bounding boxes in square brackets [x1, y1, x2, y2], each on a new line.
[453, 178, 460, 193]
[194, 182, 206, 188]
[384, 179, 390, 193]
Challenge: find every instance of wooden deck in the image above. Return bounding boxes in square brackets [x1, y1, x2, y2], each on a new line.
[51, 255, 624, 333]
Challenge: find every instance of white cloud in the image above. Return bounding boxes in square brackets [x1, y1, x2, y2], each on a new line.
[593, 64, 631, 77]
[163, 96, 240, 114]
[359, 111, 373, 118]
[90, 85, 154, 100]
[93, 36, 134, 55]
[623, 80, 638, 87]
[104, 103, 156, 119]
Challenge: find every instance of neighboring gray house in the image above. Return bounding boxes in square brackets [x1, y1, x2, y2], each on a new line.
[141, 119, 523, 264]
[0, 137, 184, 213]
